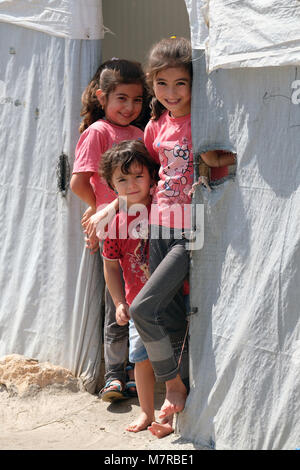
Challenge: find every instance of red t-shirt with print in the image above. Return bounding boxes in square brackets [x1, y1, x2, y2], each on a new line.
[102, 205, 150, 305]
[144, 111, 228, 229]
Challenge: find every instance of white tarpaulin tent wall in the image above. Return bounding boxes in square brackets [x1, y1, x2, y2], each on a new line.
[0, 0, 104, 392]
[1, 0, 299, 450]
[180, 0, 300, 449]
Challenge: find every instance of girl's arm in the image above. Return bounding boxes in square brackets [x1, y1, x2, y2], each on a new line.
[70, 172, 97, 228]
[201, 150, 236, 168]
[70, 172, 96, 209]
[103, 258, 130, 326]
[83, 197, 119, 241]
[70, 172, 99, 253]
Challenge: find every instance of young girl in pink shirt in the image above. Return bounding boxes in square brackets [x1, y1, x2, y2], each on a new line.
[129, 37, 236, 438]
[70, 59, 147, 402]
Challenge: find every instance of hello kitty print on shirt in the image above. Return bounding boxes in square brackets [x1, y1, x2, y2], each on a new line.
[160, 139, 192, 202]
[144, 111, 194, 228]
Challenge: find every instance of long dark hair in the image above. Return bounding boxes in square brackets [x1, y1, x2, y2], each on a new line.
[145, 37, 192, 120]
[79, 59, 149, 133]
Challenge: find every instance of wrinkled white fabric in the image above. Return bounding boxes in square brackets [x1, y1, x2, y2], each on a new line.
[184, 0, 208, 50]
[0, 0, 104, 39]
[0, 22, 103, 392]
[187, 0, 300, 71]
[178, 50, 300, 450]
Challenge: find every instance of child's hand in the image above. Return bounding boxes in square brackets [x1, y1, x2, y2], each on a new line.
[81, 206, 96, 229]
[83, 209, 103, 241]
[83, 199, 118, 241]
[84, 232, 99, 254]
[116, 302, 130, 326]
[85, 208, 109, 240]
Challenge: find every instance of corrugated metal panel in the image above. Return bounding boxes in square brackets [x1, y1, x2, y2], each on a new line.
[102, 0, 190, 64]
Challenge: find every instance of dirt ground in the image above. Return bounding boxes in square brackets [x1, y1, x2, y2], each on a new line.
[0, 384, 207, 451]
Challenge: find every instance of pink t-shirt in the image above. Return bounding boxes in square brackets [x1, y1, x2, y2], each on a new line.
[102, 207, 150, 306]
[73, 120, 143, 209]
[144, 111, 228, 228]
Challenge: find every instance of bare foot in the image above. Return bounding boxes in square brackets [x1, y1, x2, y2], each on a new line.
[148, 415, 174, 439]
[158, 375, 187, 420]
[126, 412, 154, 433]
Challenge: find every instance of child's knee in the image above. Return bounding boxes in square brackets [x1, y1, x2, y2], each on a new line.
[129, 300, 140, 323]
[136, 358, 151, 369]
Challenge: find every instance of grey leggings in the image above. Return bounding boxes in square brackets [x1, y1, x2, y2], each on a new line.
[103, 284, 129, 384]
[130, 227, 189, 384]
[100, 246, 129, 385]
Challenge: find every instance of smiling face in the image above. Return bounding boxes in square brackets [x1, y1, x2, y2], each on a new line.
[153, 67, 191, 118]
[97, 83, 143, 127]
[111, 161, 152, 207]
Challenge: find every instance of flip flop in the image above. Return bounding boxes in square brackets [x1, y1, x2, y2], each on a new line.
[99, 380, 128, 402]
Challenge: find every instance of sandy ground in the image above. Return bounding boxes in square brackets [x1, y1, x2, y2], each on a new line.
[0, 384, 207, 451]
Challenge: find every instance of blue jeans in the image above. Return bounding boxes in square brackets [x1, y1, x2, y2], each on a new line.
[128, 319, 148, 363]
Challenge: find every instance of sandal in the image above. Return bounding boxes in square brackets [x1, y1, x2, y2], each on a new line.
[125, 380, 138, 397]
[125, 365, 138, 397]
[99, 380, 127, 402]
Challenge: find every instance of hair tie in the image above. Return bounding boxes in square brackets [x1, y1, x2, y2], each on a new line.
[111, 57, 119, 61]
[170, 36, 177, 39]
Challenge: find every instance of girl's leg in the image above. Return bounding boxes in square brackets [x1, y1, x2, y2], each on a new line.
[126, 359, 155, 432]
[99, 246, 129, 391]
[159, 373, 187, 419]
[130, 233, 190, 420]
[103, 285, 128, 387]
[130, 239, 189, 383]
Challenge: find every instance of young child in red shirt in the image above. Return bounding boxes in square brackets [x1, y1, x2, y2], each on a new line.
[70, 59, 147, 401]
[100, 139, 176, 434]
